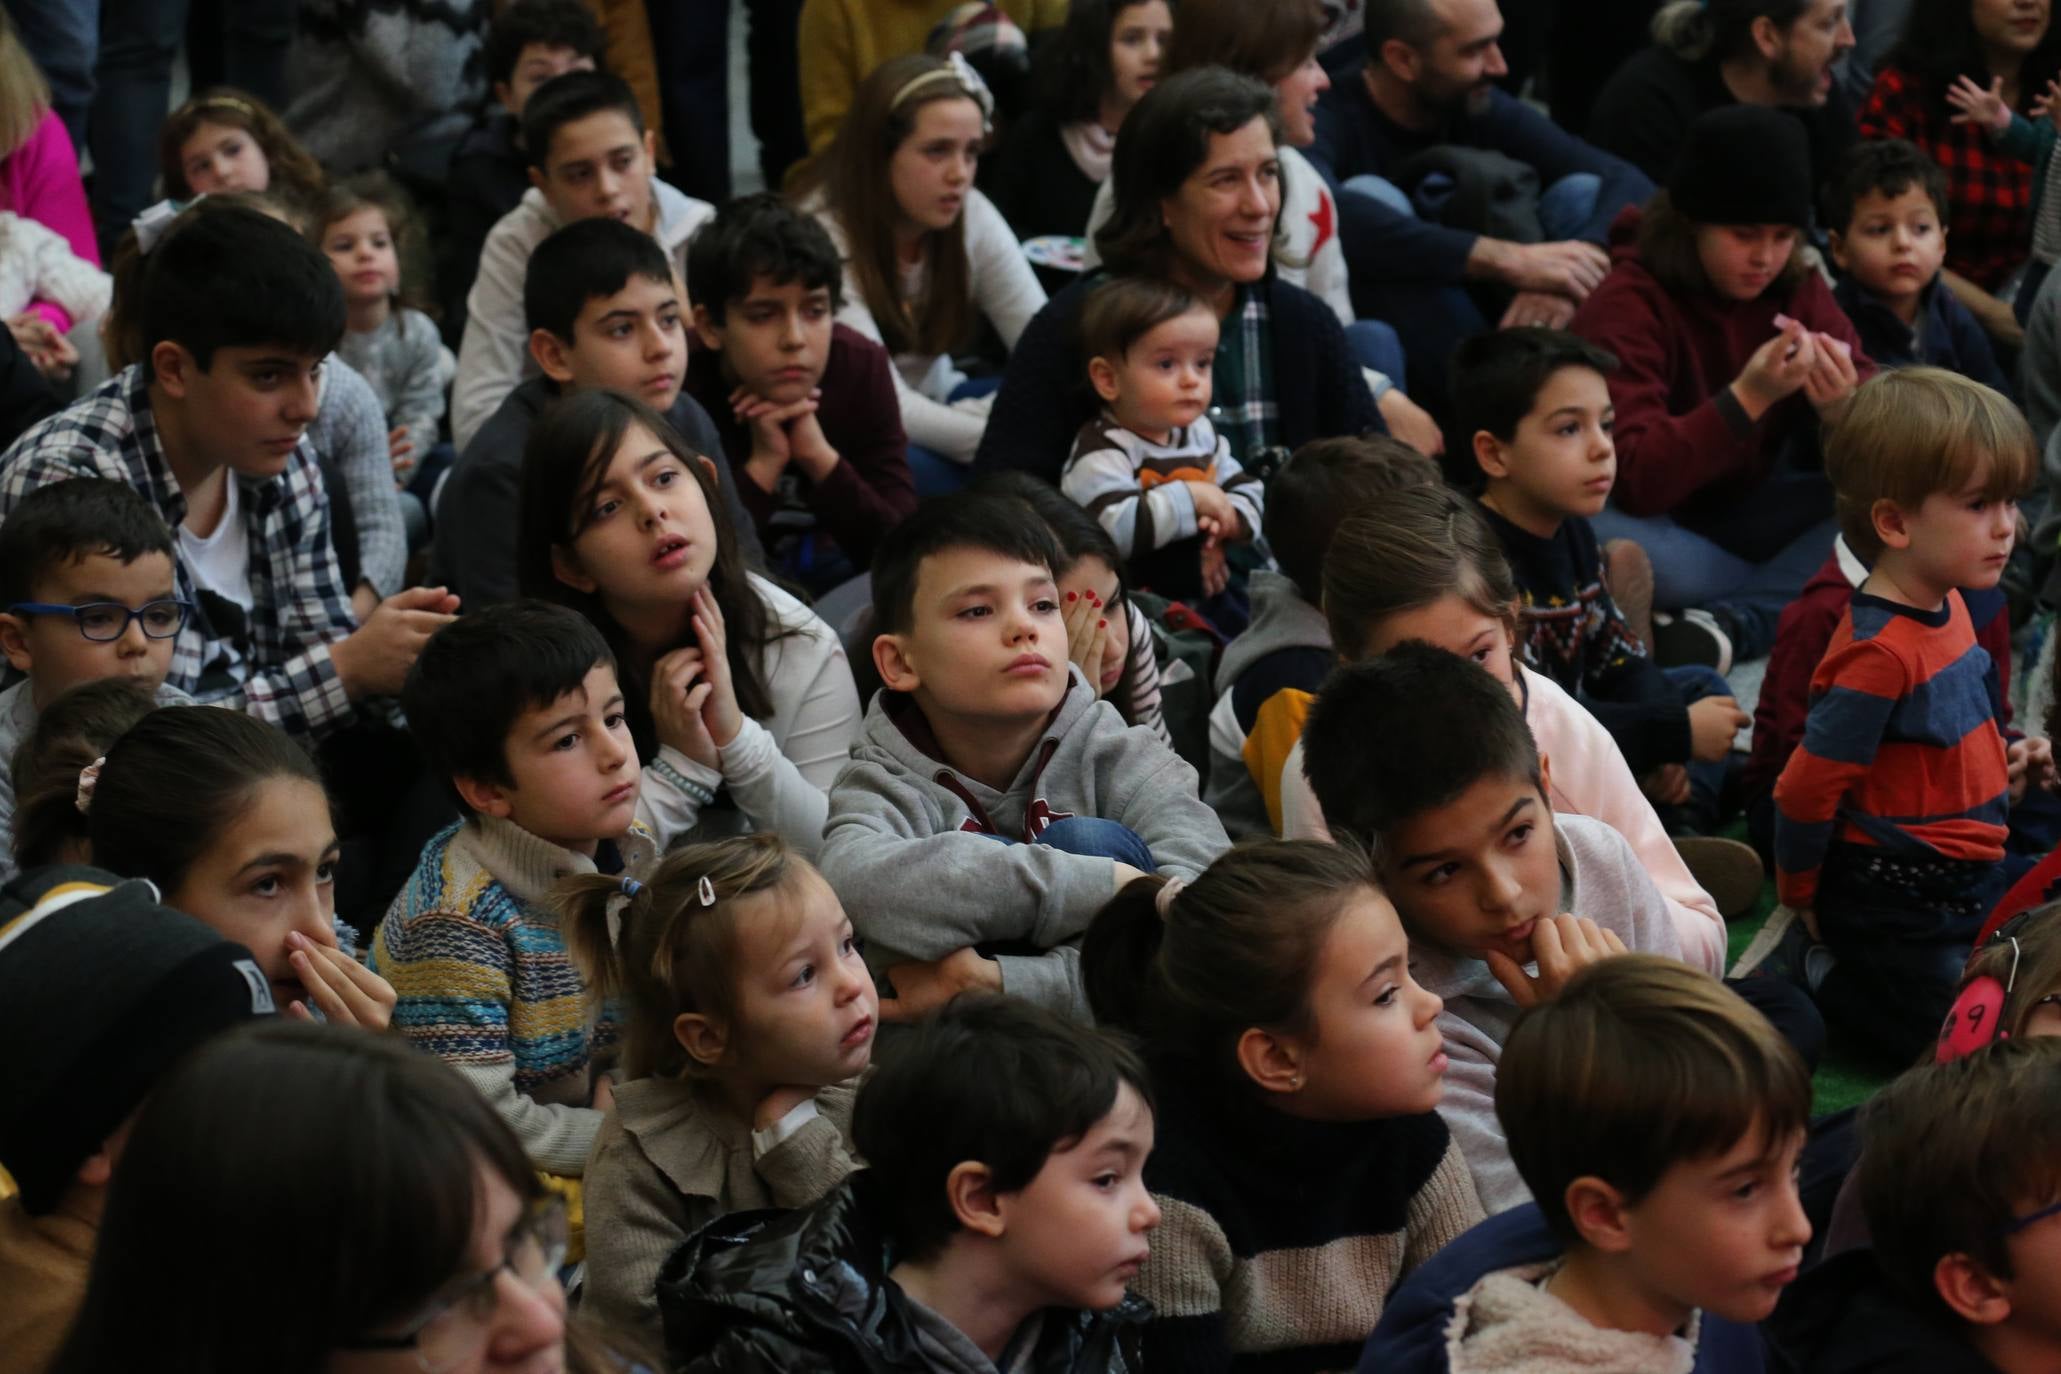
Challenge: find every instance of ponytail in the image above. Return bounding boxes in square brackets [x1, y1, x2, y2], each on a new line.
[12, 678, 163, 872]
[1081, 873, 1175, 1033]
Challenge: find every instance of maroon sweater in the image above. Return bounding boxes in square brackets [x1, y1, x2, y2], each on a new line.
[683, 323, 916, 572]
[1569, 207, 1874, 535]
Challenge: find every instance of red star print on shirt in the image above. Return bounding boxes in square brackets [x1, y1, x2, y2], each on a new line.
[1309, 188, 1336, 257]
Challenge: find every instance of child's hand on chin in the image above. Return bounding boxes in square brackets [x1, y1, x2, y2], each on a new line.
[1484, 914, 1628, 1010]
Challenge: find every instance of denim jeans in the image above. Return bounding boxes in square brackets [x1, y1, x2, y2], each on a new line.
[1345, 318, 1407, 395]
[1342, 169, 1602, 243]
[980, 816, 1159, 871]
[1589, 511, 1839, 662]
[90, 0, 186, 248]
[1665, 663, 1735, 824]
[906, 374, 1004, 498]
[3, 0, 99, 147]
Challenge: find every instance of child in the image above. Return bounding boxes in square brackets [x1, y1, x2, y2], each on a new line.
[1945, 68, 2061, 318]
[1364, 956, 1810, 1371]
[0, 873, 276, 1372]
[83, 704, 396, 1028]
[1084, 839, 1485, 1368]
[435, 215, 758, 610]
[313, 172, 454, 516]
[984, 470, 1172, 746]
[817, 492, 1230, 1022]
[1454, 327, 1752, 835]
[1301, 643, 1684, 1211]
[1824, 138, 2013, 393]
[1772, 367, 2031, 1066]
[1773, 1040, 2061, 1372]
[1942, 902, 2061, 1059]
[0, 202, 458, 745]
[1207, 434, 1438, 838]
[1060, 276, 1263, 604]
[1277, 485, 1736, 968]
[568, 835, 873, 1350]
[9, 677, 161, 873]
[446, 0, 605, 332]
[0, 210, 108, 379]
[377, 600, 657, 1174]
[660, 995, 1158, 1372]
[158, 87, 325, 203]
[0, 478, 193, 879]
[452, 69, 716, 450]
[516, 389, 859, 853]
[683, 192, 916, 595]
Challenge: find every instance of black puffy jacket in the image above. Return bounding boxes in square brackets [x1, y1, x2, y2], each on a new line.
[657, 1173, 1150, 1373]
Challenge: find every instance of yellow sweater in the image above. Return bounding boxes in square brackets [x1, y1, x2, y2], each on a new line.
[795, 0, 1070, 173]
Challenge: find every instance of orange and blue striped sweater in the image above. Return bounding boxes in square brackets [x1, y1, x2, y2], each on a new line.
[1773, 590, 2008, 910]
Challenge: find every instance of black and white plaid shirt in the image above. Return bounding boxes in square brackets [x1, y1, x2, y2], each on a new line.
[0, 366, 356, 741]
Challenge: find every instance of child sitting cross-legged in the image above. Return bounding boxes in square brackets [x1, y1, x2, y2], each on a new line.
[1059, 275, 1263, 610]
[660, 995, 1160, 1372]
[377, 599, 656, 1177]
[569, 834, 874, 1352]
[1301, 643, 1685, 1211]
[1084, 839, 1485, 1370]
[1770, 367, 2037, 1067]
[819, 492, 1229, 1023]
[1364, 956, 1812, 1373]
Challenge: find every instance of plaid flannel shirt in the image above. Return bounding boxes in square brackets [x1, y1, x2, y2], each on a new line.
[1860, 66, 2033, 293]
[0, 367, 356, 741]
[1209, 283, 1279, 465]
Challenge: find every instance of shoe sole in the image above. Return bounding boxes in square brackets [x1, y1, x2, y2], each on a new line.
[1675, 836, 1765, 922]
[1728, 905, 1795, 979]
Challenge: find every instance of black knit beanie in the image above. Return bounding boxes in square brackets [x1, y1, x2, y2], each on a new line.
[0, 866, 274, 1214]
[1667, 105, 1815, 228]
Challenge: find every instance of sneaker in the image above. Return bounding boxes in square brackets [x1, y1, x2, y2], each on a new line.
[1730, 904, 1810, 981]
[1803, 942, 1837, 994]
[1652, 609, 1735, 676]
[1675, 836, 1764, 921]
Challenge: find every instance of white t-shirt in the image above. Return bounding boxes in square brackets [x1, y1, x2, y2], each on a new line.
[177, 476, 254, 677]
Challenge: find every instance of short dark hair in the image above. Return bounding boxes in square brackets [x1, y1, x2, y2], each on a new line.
[870, 492, 1062, 638]
[1098, 66, 1279, 278]
[521, 68, 644, 172]
[1265, 436, 1440, 605]
[138, 203, 345, 374]
[1860, 1039, 2061, 1321]
[0, 478, 175, 606]
[684, 192, 844, 326]
[1363, 0, 1443, 51]
[485, 0, 605, 88]
[1450, 327, 1620, 445]
[1077, 275, 1206, 363]
[851, 995, 1153, 1263]
[401, 600, 616, 811]
[523, 216, 675, 342]
[1823, 137, 1951, 235]
[1302, 641, 1542, 851]
[1499, 956, 1812, 1242]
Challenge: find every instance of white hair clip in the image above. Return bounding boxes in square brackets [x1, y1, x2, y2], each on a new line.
[132, 198, 194, 255]
[698, 875, 717, 908]
[74, 757, 106, 815]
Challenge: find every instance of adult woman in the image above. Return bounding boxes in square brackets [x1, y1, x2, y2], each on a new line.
[976, 67, 1382, 484]
[803, 52, 1048, 491]
[1571, 106, 1871, 664]
[0, 11, 97, 381]
[1860, 0, 2061, 342]
[48, 1021, 599, 1374]
[981, 0, 1174, 241]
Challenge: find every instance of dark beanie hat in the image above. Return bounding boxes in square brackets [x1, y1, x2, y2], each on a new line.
[1667, 105, 1814, 228]
[0, 866, 274, 1214]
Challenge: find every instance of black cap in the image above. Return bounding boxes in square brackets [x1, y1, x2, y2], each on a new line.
[0, 866, 274, 1213]
[1668, 105, 1815, 229]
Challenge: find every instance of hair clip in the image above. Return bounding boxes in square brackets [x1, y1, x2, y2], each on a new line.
[1153, 876, 1185, 918]
[619, 875, 642, 898]
[132, 198, 192, 255]
[74, 757, 105, 815]
[698, 875, 718, 908]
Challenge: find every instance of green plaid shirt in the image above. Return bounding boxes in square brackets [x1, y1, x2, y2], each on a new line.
[1209, 284, 1277, 465]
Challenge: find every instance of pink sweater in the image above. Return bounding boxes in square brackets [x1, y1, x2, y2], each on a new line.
[1, 112, 98, 333]
[1279, 663, 1726, 974]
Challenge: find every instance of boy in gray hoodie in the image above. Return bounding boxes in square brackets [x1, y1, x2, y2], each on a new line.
[820, 494, 1229, 1023]
[1301, 644, 1683, 1213]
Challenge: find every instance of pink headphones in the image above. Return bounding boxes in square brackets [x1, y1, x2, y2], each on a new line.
[1937, 909, 2038, 1063]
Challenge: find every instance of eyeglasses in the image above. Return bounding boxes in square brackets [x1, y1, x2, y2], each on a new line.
[335, 1196, 569, 1373]
[7, 599, 193, 642]
[1998, 1197, 2061, 1239]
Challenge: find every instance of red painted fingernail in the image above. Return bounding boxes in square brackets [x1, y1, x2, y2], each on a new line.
[1098, 618, 1107, 628]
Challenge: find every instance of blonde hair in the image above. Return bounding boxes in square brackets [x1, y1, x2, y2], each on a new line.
[1825, 367, 2034, 562]
[0, 9, 50, 161]
[558, 834, 809, 1082]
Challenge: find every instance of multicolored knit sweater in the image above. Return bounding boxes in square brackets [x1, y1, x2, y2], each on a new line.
[377, 816, 657, 1175]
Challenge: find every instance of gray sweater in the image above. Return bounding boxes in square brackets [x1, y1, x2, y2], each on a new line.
[309, 354, 406, 598]
[1414, 813, 1683, 1214]
[819, 668, 1230, 1019]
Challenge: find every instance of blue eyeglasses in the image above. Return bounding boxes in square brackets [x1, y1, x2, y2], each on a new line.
[8, 599, 193, 642]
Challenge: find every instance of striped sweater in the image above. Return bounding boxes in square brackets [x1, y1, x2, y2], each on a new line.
[1133, 1064, 1484, 1373]
[376, 816, 658, 1174]
[1061, 413, 1265, 563]
[1773, 590, 2009, 910]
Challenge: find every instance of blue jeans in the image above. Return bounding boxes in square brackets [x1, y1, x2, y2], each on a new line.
[3, 0, 98, 148]
[1343, 170, 1602, 241]
[1345, 318, 1407, 395]
[1589, 510, 1838, 662]
[905, 374, 1004, 499]
[90, 0, 186, 248]
[1665, 663, 1734, 825]
[980, 816, 1159, 871]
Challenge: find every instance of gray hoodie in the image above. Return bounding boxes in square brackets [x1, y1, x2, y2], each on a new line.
[1411, 813, 1682, 1215]
[1204, 570, 1334, 839]
[819, 667, 1229, 1019]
